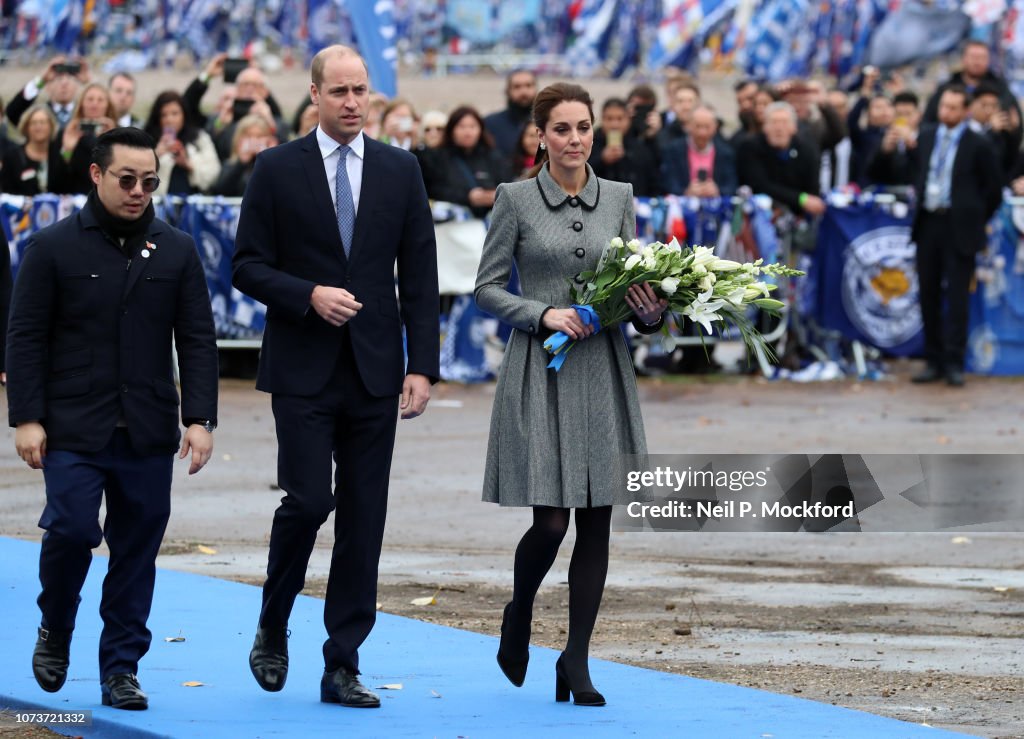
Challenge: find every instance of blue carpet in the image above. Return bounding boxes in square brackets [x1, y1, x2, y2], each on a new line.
[0, 537, 964, 738]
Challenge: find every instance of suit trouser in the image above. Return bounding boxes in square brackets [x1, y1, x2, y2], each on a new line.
[38, 428, 173, 680]
[260, 331, 399, 674]
[915, 210, 975, 371]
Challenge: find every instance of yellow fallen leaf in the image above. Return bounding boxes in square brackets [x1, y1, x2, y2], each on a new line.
[376, 602, 383, 610]
[410, 596, 435, 606]
[164, 636, 186, 643]
[222, 454, 233, 461]
[196, 545, 217, 555]
[993, 587, 1012, 593]
[951, 536, 972, 545]
[182, 681, 204, 687]
[377, 683, 402, 690]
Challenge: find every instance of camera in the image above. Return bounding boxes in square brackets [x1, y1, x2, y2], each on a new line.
[630, 104, 655, 137]
[697, 168, 709, 183]
[79, 120, 99, 136]
[223, 58, 248, 84]
[232, 98, 255, 121]
[54, 61, 81, 76]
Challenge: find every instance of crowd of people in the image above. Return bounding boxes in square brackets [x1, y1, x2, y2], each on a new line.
[3, 44, 1024, 208]
[2, 42, 1022, 385]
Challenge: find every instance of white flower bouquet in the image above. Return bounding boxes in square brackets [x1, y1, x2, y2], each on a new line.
[543, 237, 804, 370]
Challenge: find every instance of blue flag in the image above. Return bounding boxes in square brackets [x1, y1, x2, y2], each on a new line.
[814, 201, 922, 356]
[347, 0, 398, 97]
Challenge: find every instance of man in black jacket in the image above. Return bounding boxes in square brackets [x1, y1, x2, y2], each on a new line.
[590, 98, 662, 197]
[6, 128, 219, 709]
[924, 41, 1022, 159]
[737, 102, 825, 217]
[483, 69, 537, 166]
[872, 86, 1001, 386]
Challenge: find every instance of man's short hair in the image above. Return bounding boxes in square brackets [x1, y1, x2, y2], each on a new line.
[602, 97, 628, 114]
[91, 127, 158, 172]
[626, 84, 657, 106]
[311, 45, 369, 89]
[109, 71, 135, 87]
[941, 84, 971, 108]
[972, 82, 1001, 101]
[764, 101, 798, 126]
[893, 91, 919, 108]
[506, 68, 536, 87]
[733, 78, 758, 93]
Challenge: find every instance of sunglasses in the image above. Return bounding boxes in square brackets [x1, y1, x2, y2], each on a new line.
[424, 126, 444, 132]
[106, 170, 161, 193]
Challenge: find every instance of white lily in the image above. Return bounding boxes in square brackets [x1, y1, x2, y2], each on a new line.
[610, 237, 624, 250]
[624, 254, 643, 271]
[691, 246, 717, 268]
[692, 264, 707, 276]
[725, 286, 747, 306]
[627, 238, 643, 253]
[643, 254, 657, 270]
[744, 281, 771, 299]
[699, 273, 717, 292]
[710, 258, 742, 272]
[660, 276, 680, 296]
[683, 295, 727, 334]
[665, 238, 682, 253]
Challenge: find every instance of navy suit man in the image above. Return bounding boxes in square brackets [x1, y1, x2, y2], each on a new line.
[871, 86, 1001, 386]
[6, 127, 219, 709]
[233, 45, 439, 708]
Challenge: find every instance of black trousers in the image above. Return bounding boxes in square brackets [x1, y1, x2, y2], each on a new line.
[260, 331, 399, 674]
[915, 210, 975, 371]
[38, 428, 173, 680]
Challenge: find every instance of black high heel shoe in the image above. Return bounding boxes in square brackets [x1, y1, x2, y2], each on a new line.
[555, 655, 605, 706]
[496, 603, 529, 687]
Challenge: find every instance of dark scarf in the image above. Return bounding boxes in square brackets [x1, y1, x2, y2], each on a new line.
[87, 188, 155, 254]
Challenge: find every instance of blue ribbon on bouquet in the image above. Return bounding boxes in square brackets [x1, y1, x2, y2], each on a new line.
[543, 304, 602, 371]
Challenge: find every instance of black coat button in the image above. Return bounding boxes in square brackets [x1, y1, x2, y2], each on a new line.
[528, 324, 536, 334]
[574, 273, 585, 284]
[572, 221, 583, 232]
[121, 384, 128, 393]
[575, 248, 585, 258]
[569, 197, 580, 207]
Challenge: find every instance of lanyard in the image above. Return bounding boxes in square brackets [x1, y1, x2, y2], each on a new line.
[932, 124, 965, 178]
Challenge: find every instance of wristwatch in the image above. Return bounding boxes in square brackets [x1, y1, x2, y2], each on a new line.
[197, 419, 216, 433]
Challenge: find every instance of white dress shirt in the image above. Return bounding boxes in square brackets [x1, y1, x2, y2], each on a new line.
[316, 125, 364, 216]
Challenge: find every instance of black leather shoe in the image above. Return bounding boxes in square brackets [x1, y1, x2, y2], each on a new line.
[496, 603, 528, 687]
[321, 668, 380, 708]
[946, 369, 965, 387]
[555, 655, 605, 706]
[32, 627, 71, 693]
[911, 365, 944, 383]
[249, 626, 288, 692]
[101, 673, 148, 710]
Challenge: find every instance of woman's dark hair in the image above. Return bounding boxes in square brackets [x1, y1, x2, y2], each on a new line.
[91, 127, 158, 172]
[291, 92, 313, 135]
[526, 82, 595, 179]
[442, 106, 494, 152]
[512, 120, 538, 176]
[143, 90, 200, 146]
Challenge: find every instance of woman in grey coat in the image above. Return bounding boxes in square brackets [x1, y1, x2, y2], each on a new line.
[474, 82, 667, 706]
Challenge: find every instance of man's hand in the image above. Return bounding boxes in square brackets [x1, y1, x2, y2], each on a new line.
[179, 425, 214, 475]
[42, 56, 67, 84]
[15, 422, 46, 470]
[400, 373, 430, 420]
[468, 187, 496, 208]
[644, 110, 662, 138]
[311, 285, 363, 327]
[802, 194, 827, 216]
[601, 145, 625, 164]
[205, 52, 228, 80]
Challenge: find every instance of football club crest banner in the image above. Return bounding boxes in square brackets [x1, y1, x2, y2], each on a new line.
[814, 200, 923, 356]
[967, 201, 1024, 375]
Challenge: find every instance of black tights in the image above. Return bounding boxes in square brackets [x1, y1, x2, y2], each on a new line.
[505, 505, 611, 692]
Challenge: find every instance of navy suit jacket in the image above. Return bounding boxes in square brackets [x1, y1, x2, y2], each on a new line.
[6, 201, 219, 454]
[232, 130, 439, 398]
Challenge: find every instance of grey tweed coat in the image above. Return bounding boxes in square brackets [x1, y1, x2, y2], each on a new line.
[475, 164, 651, 508]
